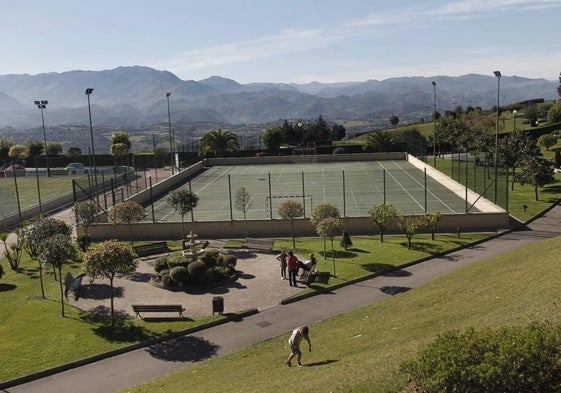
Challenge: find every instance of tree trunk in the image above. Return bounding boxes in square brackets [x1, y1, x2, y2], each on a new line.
[331, 239, 336, 277]
[58, 266, 65, 317]
[110, 276, 115, 327]
[38, 259, 46, 299]
[380, 229, 384, 243]
[535, 186, 539, 201]
[291, 219, 295, 248]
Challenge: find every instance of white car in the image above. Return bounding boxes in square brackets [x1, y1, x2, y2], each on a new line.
[65, 162, 88, 175]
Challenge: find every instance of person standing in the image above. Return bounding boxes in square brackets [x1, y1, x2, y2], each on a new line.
[285, 326, 311, 367]
[286, 250, 299, 287]
[277, 249, 288, 280]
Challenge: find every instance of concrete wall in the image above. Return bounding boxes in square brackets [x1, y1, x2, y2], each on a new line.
[203, 152, 406, 167]
[88, 211, 511, 242]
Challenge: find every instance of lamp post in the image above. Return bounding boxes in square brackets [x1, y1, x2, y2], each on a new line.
[513, 109, 517, 131]
[432, 81, 437, 167]
[493, 71, 501, 203]
[166, 92, 174, 175]
[34, 100, 50, 177]
[85, 88, 98, 202]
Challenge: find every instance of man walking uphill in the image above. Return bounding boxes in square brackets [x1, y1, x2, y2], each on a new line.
[285, 326, 311, 367]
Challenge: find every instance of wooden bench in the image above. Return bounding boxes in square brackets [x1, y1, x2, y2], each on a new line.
[243, 238, 274, 253]
[133, 241, 169, 257]
[132, 304, 185, 318]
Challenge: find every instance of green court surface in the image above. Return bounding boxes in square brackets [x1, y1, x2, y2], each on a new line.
[149, 161, 476, 222]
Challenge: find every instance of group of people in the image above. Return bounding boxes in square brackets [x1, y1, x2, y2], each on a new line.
[277, 250, 317, 287]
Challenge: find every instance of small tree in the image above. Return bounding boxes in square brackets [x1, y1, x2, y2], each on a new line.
[316, 217, 344, 277]
[110, 201, 146, 245]
[167, 189, 199, 239]
[278, 200, 304, 248]
[538, 134, 558, 151]
[45, 141, 62, 157]
[0, 231, 24, 271]
[424, 212, 443, 241]
[82, 240, 137, 326]
[73, 200, 98, 237]
[517, 157, 556, 201]
[310, 203, 341, 258]
[397, 215, 422, 250]
[66, 146, 82, 158]
[38, 234, 76, 317]
[340, 230, 353, 250]
[234, 187, 253, 238]
[389, 115, 400, 127]
[369, 203, 399, 242]
[20, 217, 72, 299]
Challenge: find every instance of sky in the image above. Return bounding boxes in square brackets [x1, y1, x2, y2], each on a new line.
[1, 0, 560, 84]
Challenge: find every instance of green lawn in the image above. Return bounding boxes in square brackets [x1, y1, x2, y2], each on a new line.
[430, 158, 561, 221]
[122, 232, 561, 393]
[0, 234, 484, 382]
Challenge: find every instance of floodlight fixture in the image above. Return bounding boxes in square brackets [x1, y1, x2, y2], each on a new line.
[34, 99, 50, 176]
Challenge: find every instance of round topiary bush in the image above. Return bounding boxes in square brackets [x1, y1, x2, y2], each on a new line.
[153, 256, 169, 273]
[200, 250, 220, 268]
[221, 254, 237, 268]
[160, 273, 175, 288]
[187, 260, 208, 284]
[169, 266, 190, 286]
[206, 266, 231, 283]
[167, 251, 188, 269]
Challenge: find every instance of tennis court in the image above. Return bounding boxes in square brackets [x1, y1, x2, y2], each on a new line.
[148, 160, 477, 222]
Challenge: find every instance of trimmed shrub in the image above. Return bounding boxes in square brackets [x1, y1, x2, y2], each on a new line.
[187, 260, 207, 284]
[167, 251, 188, 269]
[206, 266, 231, 283]
[76, 234, 92, 252]
[401, 323, 561, 392]
[153, 256, 169, 273]
[169, 266, 190, 286]
[221, 254, 237, 268]
[160, 273, 175, 288]
[200, 250, 220, 268]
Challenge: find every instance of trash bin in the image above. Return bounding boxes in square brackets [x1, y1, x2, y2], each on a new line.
[315, 272, 330, 284]
[212, 296, 224, 314]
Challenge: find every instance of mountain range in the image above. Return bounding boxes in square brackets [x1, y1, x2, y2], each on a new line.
[0, 66, 558, 131]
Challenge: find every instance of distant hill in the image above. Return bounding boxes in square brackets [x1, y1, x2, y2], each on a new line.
[0, 66, 557, 130]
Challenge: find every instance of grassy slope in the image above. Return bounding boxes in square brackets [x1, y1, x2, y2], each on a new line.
[124, 234, 561, 393]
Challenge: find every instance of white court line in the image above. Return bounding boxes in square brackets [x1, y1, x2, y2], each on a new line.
[393, 161, 456, 213]
[377, 161, 425, 211]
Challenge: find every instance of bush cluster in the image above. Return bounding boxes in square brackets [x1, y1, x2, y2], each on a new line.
[153, 250, 237, 288]
[401, 322, 561, 392]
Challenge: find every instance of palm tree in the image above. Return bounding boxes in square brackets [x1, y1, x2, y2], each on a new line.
[200, 129, 239, 157]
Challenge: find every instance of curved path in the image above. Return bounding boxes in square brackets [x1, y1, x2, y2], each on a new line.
[6, 203, 561, 393]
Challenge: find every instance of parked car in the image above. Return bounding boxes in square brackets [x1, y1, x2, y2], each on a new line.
[0, 162, 25, 177]
[65, 162, 88, 175]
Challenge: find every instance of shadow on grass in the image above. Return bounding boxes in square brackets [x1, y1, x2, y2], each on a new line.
[0, 283, 17, 291]
[145, 335, 220, 362]
[80, 306, 153, 342]
[380, 286, 411, 295]
[80, 284, 123, 300]
[403, 241, 444, 254]
[361, 262, 396, 274]
[319, 250, 359, 259]
[304, 359, 339, 367]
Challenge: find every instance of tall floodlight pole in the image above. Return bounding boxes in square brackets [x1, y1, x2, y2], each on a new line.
[166, 92, 174, 175]
[34, 100, 50, 177]
[493, 71, 501, 203]
[432, 81, 437, 167]
[513, 109, 517, 131]
[85, 88, 98, 202]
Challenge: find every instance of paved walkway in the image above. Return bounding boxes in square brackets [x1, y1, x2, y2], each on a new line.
[5, 203, 561, 393]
